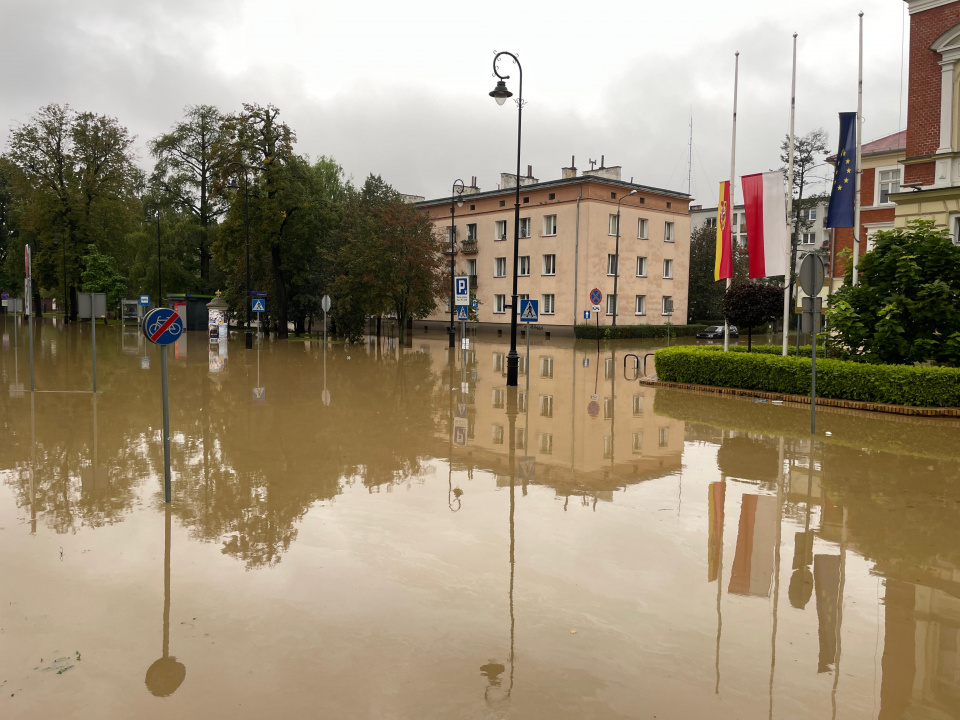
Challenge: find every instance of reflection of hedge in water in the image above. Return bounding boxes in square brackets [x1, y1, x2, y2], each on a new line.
[653, 387, 960, 462]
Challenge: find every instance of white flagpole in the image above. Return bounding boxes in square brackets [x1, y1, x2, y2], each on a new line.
[725, 51, 739, 353]
[783, 33, 797, 357]
[852, 12, 864, 286]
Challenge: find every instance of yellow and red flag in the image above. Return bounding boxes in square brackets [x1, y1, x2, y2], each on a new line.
[714, 181, 733, 281]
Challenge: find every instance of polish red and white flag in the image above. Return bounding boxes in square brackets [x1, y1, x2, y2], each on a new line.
[741, 172, 788, 279]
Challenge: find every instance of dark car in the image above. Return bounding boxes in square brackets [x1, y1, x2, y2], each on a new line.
[696, 325, 739, 339]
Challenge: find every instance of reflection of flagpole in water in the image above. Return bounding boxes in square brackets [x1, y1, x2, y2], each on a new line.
[30, 391, 36, 534]
[768, 435, 785, 720]
[715, 469, 725, 694]
[831, 503, 848, 720]
[145, 504, 186, 697]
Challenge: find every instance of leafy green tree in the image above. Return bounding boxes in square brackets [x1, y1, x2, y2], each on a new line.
[81, 244, 127, 310]
[830, 220, 960, 365]
[687, 224, 725, 323]
[722, 282, 784, 350]
[781, 129, 829, 290]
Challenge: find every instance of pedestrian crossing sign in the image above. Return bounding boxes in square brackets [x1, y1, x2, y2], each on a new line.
[457, 305, 468, 321]
[252, 298, 265, 313]
[519, 299, 538, 323]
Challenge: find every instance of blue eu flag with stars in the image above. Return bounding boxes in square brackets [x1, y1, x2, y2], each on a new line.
[826, 112, 857, 228]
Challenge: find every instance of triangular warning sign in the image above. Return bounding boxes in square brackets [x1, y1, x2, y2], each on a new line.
[521, 302, 537, 320]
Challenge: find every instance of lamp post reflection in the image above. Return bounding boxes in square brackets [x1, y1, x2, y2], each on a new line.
[145, 505, 186, 697]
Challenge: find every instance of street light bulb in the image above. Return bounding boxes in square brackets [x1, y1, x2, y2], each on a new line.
[227, 177, 240, 190]
[490, 80, 512, 105]
[628, 190, 637, 196]
[457, 197, 464, 208]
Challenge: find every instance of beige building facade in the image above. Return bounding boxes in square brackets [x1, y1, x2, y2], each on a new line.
[419, 164, 692, 332]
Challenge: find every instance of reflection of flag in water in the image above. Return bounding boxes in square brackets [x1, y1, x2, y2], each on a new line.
[814, 554, 841, 673]
[708, 482, 725, 582]
[728, 494, 777, 596]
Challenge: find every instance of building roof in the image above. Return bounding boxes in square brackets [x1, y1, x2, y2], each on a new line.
[827, 130, 906, 163]
[416, 174, 691, 209]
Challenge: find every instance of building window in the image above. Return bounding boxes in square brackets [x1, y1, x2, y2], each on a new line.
[494, 257, 506, 277]
[608, 213, 620, 236]
[632, 394, 644, 415]
[800, 207, 817, 221]
[664, 222, 675, 242]
[542, 254, 556, 275]
[495, 220, 507, 240]
[663, 259, 673, 278]
[499, 200, 506, 207]
[539, 433, 553, 454]
[635, 295, 646, 316]
[466, 223, 477, 241]
[519, 218, 531, 238]
[516, 427, 526, 450]
[603, 436, 613, 459]
[662, 296, 673, 315]
[466, 259, 477, 278]
[606, 294, 617, 316]
[540, 356, 554, 378]
[542, 294, 555, 314]
[494, 294, 506, 313]
[666, 201, 672, 209]
[548, 192, 556, 200]
[801, 232, 816, 245]
[492, 424, 504, 445]
[607, 254, 619, 276]
[492, 388, 504, 409]
[470, 204, 475, 211]
[877, 167, 901, 205]
[705, 216, 717, 229]
[603, 397, 614, 419]
[539, 395, 553, 417]
[518, 256, 530, 276]
[493, 352, 504, 372]
[658, 427, 669, 447]
[636, 256, 647, 277]
[542, 214, 557, 236]
[632, 432, 644, 453]
[638, 218, 649, 239]
[447, 226, 457, 244]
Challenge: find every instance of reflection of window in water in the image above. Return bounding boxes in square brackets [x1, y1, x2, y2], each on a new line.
[540, 356, 554, 378]
[492, 424, 504, 444]
[492, 388, 504, 409]
[539, 433, 553, 454]
[605, 358, 614, 379]
[603, 436, 613, 458]
[633, 394, 644, 415]
[518, 391, 528, 413]
[604, 397, 614, 419]
[539, 395, 553, 417]
[516, 428, 526, 450]
[658, 427, 669, 447]
[468, 417, 475, 439]
[518, 355, 527, 375]
[493, 353, 505, 372]
[463, 349, 475, 363]
[632, 432, 643, 452]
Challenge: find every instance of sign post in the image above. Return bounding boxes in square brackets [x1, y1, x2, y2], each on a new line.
[142, 307, 185, 503]
[455, 277, 469, 351]
[25, 245, 34, 392]
[321, 294, 331, 348]
[799, 254, 825, 435]
[519, 299, 539, 393]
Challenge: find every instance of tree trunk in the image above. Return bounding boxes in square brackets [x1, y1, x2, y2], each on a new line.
[270, 244, 288, 339]
[32, 289, 43, 318]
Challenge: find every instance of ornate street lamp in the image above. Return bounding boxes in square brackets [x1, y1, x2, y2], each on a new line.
[226, 162, 254, 349]
[612, 189, 637, 326]
[449, 179, 465, 348]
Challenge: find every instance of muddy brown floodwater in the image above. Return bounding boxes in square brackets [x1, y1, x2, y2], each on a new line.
[2, 319, 960, 719]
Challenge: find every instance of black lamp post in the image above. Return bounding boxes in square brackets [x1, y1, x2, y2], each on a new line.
[226, 162, 254, 349]
[612, 189, 637, 326]
[145, 203, 163, 306]
[489, 50, 523, 387]
[449, 179, 465, 348]
[54, 234, 68, 325]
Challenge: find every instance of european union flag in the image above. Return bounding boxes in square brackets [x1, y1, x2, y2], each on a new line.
[826, 112, 857, 228]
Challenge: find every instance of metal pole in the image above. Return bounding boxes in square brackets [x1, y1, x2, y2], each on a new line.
[782, 34, 798, 357]
[613, 205, 621, 326]
[91, 293, 97, 393]
[811, 302, 818, 435]
[244, 171, 253, 349]
[525, 325, 530, 395]
[725, 52, 739, 352]
[157, 212, 162, 306]
[28, 289, 34, 393]
[62, 237, 68, 325]
[160, 345, 172, 503]
[449, 180, 463, 348]
[852, 12, 864, 286]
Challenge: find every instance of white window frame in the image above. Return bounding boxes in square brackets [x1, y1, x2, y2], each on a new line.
[875, 165, 901, 206]
[664, 221, 675, 243]
[632, 432, 644, 453]
[632, 394, 644, 415]
[636, 256, 647, 277]
[518, 256, 530, 276]
[662, 296, 673, 316]
[466, 223, 478, 241]
[539, 394, 554, 417]
[638, 218, 649, 239]
[609, 214, 619, 236]
[466, 259, 477, 276]
[800, 232, 816, 245]
[542, 214, 557, 236]
[663, 259, 673, 279]
[492, 424, 504, 445]
[539, 356, 554, 378]
[542, 254, 556, 275]
[539, 433, 553, 455]
[494, 257, 506, 278]
[635, 295, 646, 316]
[519, 217, 531, 238]
[542, 294, 555, 315]
[494, 294, 506, 313]
[607, 254, 619, 276]
[606, 294, 617, 316]
[494, 220, 507, 241]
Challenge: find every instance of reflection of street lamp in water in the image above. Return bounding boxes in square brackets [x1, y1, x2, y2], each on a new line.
[145, 505, 186, 697]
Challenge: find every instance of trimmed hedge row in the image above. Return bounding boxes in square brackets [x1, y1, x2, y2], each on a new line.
[722, 343, 852, 361]
[654, 345, 960, 407]
[574, 323, 709, 340]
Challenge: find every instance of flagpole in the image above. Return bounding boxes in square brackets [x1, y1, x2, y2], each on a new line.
[852, 12, 864, 286]
[783, 33, 797, 357]
[725, 51, 739, 353]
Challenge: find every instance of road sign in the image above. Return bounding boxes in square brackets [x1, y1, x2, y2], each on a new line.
[455, 276, 470, 306]
[141, 357, 150, 370]
[582, 357, 589, 368]
[252, 298, 265, 313]
[519, 299, 539, 322]
[0, 292, 8, 301]
[249, 290, 267, 298]
[461, 338, 470, 350]
[799, 254, 825, 297]
[589, 288, 602, 305]
[461, 381, 469, 394]
[252, 387, 266, 405]
[139, 295, 150, 306]
[322, 294, 331, 313]
[142, 308, 184, 346]
[518, 456, 536, 479]
[583, 310, 590, 320]
[456, 402, 468, 418]
[587, 400, 600, 418]
[472, 298, 479, 310]
[453, 418, 468, 447]
[593, 305, 601, 313]
[457, 306, 468, 321]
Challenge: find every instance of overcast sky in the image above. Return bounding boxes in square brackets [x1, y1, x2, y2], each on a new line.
[1, 0, 909, 204]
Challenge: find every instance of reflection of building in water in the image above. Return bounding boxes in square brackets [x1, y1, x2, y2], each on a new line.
[428, 337, 685, 501]
[728, 494, 777, 597]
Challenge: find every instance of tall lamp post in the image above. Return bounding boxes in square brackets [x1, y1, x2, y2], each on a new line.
[54, 235, 68, 324]
[449, 179, 465, 348]
[612, 189, 637, 326]
[226, 162, 254, 349]
[489, 51, 524, 387]
[145, 203, 163, 305]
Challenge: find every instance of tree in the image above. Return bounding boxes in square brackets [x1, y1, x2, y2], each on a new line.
[150, 105, 230, 286]
[687, 224, 725, 323]
[780, 129, 829, 293]
[81, 244, 127, 311]
[830, 220, 960, 366]
[721, 282, 784, 350]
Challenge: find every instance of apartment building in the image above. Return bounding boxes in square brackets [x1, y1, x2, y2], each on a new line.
[418, 161, 692, 332]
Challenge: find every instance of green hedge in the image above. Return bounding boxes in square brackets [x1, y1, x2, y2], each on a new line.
[654, 345, 960, 407]
[723, 343, 852, 361]
[574, 323, 709, 340]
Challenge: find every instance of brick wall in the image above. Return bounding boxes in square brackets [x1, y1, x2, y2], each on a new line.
[861, 167, 876, 205]
[829, 206, 896, 277]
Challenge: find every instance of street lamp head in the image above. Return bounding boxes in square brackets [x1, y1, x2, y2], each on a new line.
[227, 177, 240, 191]
[489, 80, 512, 105]
[627, 189, 638, 196]
[456, 197, 464, 208]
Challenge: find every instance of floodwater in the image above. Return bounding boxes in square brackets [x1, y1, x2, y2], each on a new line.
[2, 317, 960, 720]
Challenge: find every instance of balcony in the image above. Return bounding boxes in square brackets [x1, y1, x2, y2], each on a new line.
[461, 240, 479, 254]
[469, 275, 478, 289]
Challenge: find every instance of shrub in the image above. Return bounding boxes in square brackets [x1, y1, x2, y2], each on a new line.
[654, 345, 960, 407]
[574, 323, 709, 340]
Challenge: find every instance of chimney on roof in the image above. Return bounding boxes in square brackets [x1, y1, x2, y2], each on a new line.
[462, 175, 481, 195]
[527, 165, 533, 178]
[561, 155, 577, 179]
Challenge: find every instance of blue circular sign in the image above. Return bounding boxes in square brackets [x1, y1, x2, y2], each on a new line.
[142, 308, 184, 346]
[589, 288, 602, 305]
[0, 292, 9, 300]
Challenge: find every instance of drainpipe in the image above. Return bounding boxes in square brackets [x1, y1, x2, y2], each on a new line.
[573, 187, 582, 326]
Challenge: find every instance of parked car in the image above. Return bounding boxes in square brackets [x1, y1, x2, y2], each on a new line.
[696, 325, 739, 339]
